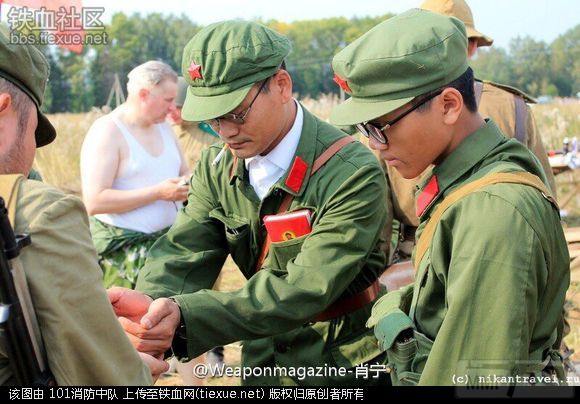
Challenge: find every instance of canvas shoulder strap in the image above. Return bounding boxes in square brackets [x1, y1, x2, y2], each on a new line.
[413, 171, 556, 268]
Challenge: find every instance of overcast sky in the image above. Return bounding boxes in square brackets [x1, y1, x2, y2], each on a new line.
[2, 0, 579, 50]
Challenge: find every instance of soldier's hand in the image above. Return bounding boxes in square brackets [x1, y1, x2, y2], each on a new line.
[119, 298, 181, 357]
[155, 177, 189, 202]
[138, 352, 169, 382]
[108, 287, 153, 323]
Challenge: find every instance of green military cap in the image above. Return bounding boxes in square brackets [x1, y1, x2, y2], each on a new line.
[421, 0, 493, 47]
[175, 77, 188, 108]
[0, 30, 56, 147]
[180, 20, 291, 122]
[330, 9, 468, 126]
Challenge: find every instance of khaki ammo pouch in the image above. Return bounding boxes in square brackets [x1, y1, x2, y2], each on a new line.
[377, 171, 558, 386]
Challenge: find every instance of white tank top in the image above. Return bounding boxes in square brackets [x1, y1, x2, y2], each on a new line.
[95, 117, 182, 234]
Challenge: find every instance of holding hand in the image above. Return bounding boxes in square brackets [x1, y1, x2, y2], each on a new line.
[108, 288, 181, 357]
[138, 352, 169, 382]
[155, 177, 189, 202]
[108, 286, 153, 323]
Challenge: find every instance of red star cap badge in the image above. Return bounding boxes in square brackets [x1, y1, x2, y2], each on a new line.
[333, 74, 351, 93]
[188, 61, 203, 80]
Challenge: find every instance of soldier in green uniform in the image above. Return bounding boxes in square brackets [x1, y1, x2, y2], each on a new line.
[382, 0, 557, 264]
[168, 77, 219, 171]
[0, 31, 165, 385]
[330, 9, 569, 385]
[107, 21, 391, 386]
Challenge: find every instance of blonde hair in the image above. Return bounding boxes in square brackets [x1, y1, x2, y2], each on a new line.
[126, 61, 177, 96]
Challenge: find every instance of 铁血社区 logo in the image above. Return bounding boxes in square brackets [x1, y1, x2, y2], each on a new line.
[3, 3, 108, 53]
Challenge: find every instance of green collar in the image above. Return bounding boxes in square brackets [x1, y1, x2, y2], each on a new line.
[229, 103, 318, 197]
[417, 119, 505, 218]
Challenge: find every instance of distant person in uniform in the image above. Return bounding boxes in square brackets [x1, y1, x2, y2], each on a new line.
[167, 77, 219, 170]
[0, 30, 166, 385]
[81, 61, 190, 288]
[330, 9, 569, 385]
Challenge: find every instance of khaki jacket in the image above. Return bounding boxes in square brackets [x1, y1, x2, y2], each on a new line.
[0, 178, 151, 385]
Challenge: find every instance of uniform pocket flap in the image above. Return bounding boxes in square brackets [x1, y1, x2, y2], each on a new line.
[208, 208, 249, 233]
[374, 309, 414, 351]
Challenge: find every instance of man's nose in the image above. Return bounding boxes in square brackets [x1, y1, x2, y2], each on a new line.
[217, 121, 240, 139]
[369, 136, 388, 151]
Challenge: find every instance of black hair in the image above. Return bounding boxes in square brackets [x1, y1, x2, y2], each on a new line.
[416, 67, 477, 113]
[261, 60, 287, 94]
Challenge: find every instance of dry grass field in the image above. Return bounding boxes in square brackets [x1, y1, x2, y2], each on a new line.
[36, 97, 579, 386]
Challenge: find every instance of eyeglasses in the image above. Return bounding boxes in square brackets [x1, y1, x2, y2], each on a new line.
[356, 90, 443, 145]
[206, 79, 269, 134]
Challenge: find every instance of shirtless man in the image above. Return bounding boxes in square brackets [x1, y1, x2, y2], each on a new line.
[81, 61, 190, 288]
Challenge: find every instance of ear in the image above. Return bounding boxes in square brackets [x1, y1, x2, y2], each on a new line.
[440, 87, 463, 125]
[271, 70, 293, 103]
[0, 93, 12, 115]
[138, 88, 150, 102]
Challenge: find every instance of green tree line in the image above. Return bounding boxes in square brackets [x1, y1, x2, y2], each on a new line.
[35, 12, 580, 113]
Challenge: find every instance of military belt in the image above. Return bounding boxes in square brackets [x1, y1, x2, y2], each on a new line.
[314, 280, 380, 322]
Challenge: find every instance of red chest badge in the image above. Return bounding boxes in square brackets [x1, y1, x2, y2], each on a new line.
[285, 157, 308, 193]
[416, 176, 439, 218]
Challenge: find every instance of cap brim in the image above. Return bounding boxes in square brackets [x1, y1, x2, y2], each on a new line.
[181, 83, 253, 122]
[35, 110, 56, 148]
[329, 95, 415, 126]
[466, 27, 493, 47]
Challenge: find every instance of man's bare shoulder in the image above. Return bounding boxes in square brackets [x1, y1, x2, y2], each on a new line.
[85, 113, 123, 148]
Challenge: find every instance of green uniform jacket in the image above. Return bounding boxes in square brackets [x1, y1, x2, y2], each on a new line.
[137, 105, 391, 386]
[0, 179, 151, 385]
[370, 121, 569, 386]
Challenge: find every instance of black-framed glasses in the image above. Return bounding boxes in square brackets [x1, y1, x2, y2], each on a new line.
[206, 78, 269, 133]
[356, 90, 443, 145]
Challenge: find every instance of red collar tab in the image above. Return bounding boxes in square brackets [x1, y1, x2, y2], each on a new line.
[333, 74, 352, 93]
[285, 156, 308, 193]
[188, 61, 203, 80]
[416, 175, 439, 218]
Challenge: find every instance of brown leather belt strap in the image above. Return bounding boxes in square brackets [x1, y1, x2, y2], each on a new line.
[514, 95, 528, 144]
[311, 136, 356, 174]
[255, 136, 355, 272]
[314, 280, 380, 323]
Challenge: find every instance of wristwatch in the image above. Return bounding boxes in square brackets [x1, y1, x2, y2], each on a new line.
[167, 298, 188, 359]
